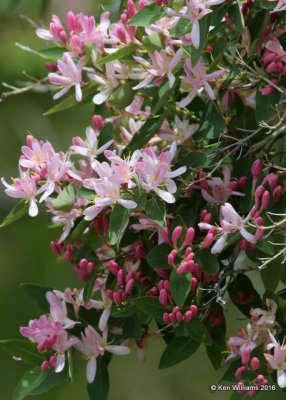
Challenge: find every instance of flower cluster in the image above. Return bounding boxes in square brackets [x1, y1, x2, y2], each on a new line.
[1, 1, 286, 399]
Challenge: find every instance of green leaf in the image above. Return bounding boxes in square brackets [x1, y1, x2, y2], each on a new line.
[0, 339, 43, 366]
[38, 47, 65, 61]
[98, 122, 113, 148]
[30, 365, 69, 395]
[12, 367, 45, 400]
[43, 85, 95, 116]
[108, 82, 134, 109]
[170, 270, 191, 308]
[21, 283, 52, 313]
[68, 219, 90, 242]
[147, 243, 171, 269]
[123, 112, 166, 155]
[98, 45, 138, 65]
[83, 274, 97, 303]
[15, 43, 64, 61]
[255, 85, 281, 123]
[194, 103, 225, 140]
[184, 317, 212, 346]
[134, 296, 165, 322]
[122, 314, 142, 339]
[0, 200, 29, 228]
[53, 184, 76, 211]
[228, 274, 261, 317]
[256, 239, 274, 255]
[113, 305, 138, 318]
[159, 337, 200, 369]
[146, 197, 166, 227]
[78, 188, 95, 200]
[191, 15, 211, 67]
[109, 204, 131, 246]
[177, 151, 207, 170]
[228, 2, 245, 34]
[206, 344, 223, 369]
[87, 353, 112, 400]
[261, 261, 284, 292]
[195, 249, 219, 274]
[128, 4, 164, 26]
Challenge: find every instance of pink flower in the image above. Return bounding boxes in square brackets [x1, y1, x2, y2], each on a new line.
[166, 0, 225, 48]
[88, 63, 119, 104]
[227, 323, 257, 362]
[264, 331, 286, 388]
[250, 299, 277, 328]
[46, 291, 77, 330]
[20, 136, 55, 172]
[158, 115, 199, 143]
[198, 203, 256, 254]
[2, 169, 41, 217]
[270, 0, 286, 13]
[51, 330, 79, 373]
[200, 165, 245, 204]
[133, 48, 184, 89]
[36, 15, 67, 43]
[39, 154, 72, 202]
[71, 126, 113, 159]
[135, 142, 187, 203]
[48, 53, 85, 102]
[78, 12, 114, 50]
[75, 326, 130, 383]
[90, 290, 113, 332]
[179, 58, 223, 107]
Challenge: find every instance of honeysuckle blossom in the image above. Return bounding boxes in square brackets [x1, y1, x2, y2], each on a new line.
[78, 11, 114, 50]
[135, 142, 187, 203]
[269, 0, 286, 13]
[75, 326, 130, 383]
[198, 203, 256, 254]
[20, 136, 55, 172]
[200, 165, 245, 204]
[227, 323, 257, 362]
[53, 288, 101, 317]
[46, 291, 77, 329]
[166, 0, 225, 48]
[264, 331, 286, 388]
[158, 115, 199, 143]
[133, 48, 184, 89]
[145, 16, 180, 37]
[250, 299, 277, 328]
[179, 58, 224, 107]
[90, 290, 113, 332]
[45, 199, 82, 243]
[39, 154, 73, 202]
[48, 53, 85, 101]
[1, 169, 41, 217]
[36, 15, 67, 43]
[50, 330, 79, 373]
[88, 63, 119, 104]
[71, 126, 113, 160]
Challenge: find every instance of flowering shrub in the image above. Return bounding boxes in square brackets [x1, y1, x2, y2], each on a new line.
[1, 0, 286, 399]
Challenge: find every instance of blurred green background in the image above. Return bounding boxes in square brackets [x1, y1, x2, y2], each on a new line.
[0, 1, 285, 399]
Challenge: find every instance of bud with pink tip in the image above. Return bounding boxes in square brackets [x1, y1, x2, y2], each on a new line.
[190, 304, 198, 317]
[107, 260, 120, 276]
[238, 176, 248, 188]
[117, 269, 125, 286]
[125, 278, 135, 294]
[201, 232, 215, 249]
[255, 185, 265, 207]
[255, 228, 264, 241]
[138, 0, 149, 9]
[235, 366, 247, 380]
[168, 249, 178, 267]
[250, 357, 260, 371]
[41, 360, 49, 372]
[263, 173, 279, 190]
[163, 312, 170, 324]
[181, 227, 195, 248]
[91, 115, 105, 132]
[273, 185, 283, 202]
[172, 226, 183, 247]
[162, 227, 170, 244]
[260, 190, 270, 211]
[175, 311, 183, 323]
[184, 310, 193, 322]
[251, 160, 263, 177]
[241, 346, 251, 365]
[87, 262, 95, 274]
[239, 239, 248, 250]
[191, 277, 198, 292]
[159, 289, 168, 306]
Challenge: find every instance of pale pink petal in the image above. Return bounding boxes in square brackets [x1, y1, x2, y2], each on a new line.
[86, 357, 97, 384]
